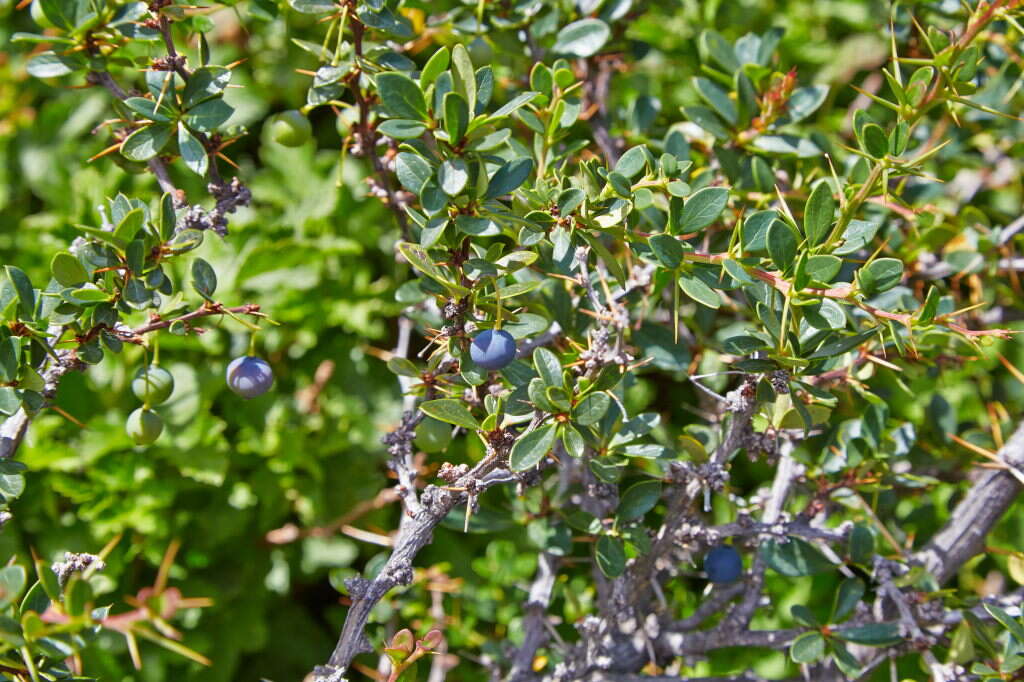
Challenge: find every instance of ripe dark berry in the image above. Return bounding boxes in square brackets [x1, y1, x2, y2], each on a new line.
[470, 329, 517, 370]
[126, 407, 163, 445]
[414, 417, 453, 453]
[268, 110, 311, 147]
[704, 545, 743, 583]
[131, 365, 174, 406]
[226, 356, 274, 398]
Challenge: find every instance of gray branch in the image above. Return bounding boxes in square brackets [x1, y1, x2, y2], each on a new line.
[914, 421, 1024, 584]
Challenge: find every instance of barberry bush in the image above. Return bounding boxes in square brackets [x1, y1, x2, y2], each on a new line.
[3, 0, 1024, 680]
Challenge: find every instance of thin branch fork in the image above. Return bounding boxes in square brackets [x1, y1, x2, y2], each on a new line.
[313, 456, 552, 679]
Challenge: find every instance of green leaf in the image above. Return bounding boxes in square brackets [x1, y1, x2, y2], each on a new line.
[510, 422, 558, 471]
[614, 145, 649, 179]
[553, 18, 610, 58]
[182, 98, 233, 132]
[191, 257, 217, 300]
[443, 92, 469, 143]
[377, 72, 428, 121]
[741, 210, 778, 253]
[491, 91, 540, 119]
[807, 328, 878, 359]
[485, 158, 534, 199]
[63, 576, 92, 617]
[26, 51, 84, 78]
[859, 258, 903, 295]
[789, 631, 825, 664]
[0, 461, 26, 501]
[395, 152, 433, 195]
[113, 208, 144, 244]
[780, 85, 828, 124]
[832, 578, 865, 622]
[451, 44, 477, 115]
[834, 219, 880, 255]
[617, 480, 661, 520]
[648, 234, 683, 269]
[396, 242, 469, 296]
[573, 392, 610, 426]
[0, 566, 26, 609]
[607, 172, 631, 198]
[51, 252, 88, 287]
[561, 424, 585, 458]
[790, 604, 819, 627]
[760, 537, 834, 576]
[288, 0, 336, 13]
[805, 298, 846, 330]
[678, 273, 721, 309]
[859, 123, 888, 158]
[803, 182, 835, 247]
[681, 106, 730, 140]
[0, 338, 19, 384]
[69, 286, 112, 303]
[848, 523, 875, 565]
[918, 286, 941, 325]
[378, 119, 426, 140]
[699, 29, 739, 72]
[124, 96, 172, 122]
[420, 399, 480, 430]
[833, 622, 902, 646]
[178, 124, 208, 176]
[595, 535, 625, 577]
[678, 187, 728, 232]
[181, 66, 231, 108]
[121, 123, 173, 162]
[766, 220, 798, 273]
[5, 266, 35, 319]
[533, 348, 561, 388]
[805, 254, 841, 283]
[357, 6, 413, 37]
[984, 603, 1024, 643]
[438, 159, 469, 197]
[387, 357, 419, 378]
[419, 47, 450, 89]
[693, 77, 737, 125]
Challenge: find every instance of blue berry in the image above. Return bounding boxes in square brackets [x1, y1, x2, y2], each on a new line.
[470, 329, 517, 370]
[226, 356, 274, 398]
[704, 545, 743, 583]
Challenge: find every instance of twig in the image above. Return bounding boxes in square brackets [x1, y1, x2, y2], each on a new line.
[915, 421, 1024, 584]
[509, 552, 559, 681]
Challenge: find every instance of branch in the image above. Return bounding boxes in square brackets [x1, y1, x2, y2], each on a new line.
[914, 420, 1024, 584]
[312, 446, 552, 679]
[508, 552, 559, 681]
[0, 303, 263, 462]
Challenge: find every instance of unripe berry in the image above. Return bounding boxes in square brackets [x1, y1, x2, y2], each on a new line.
[126, 407, 163, 445]
[226, 356, 274, 398]
[414, 417, 453, 453]
[131, 365, 175, 406]
[268, 110, 311, 147]
[470, 329, 517, 371]
[704, 545, 743, 583]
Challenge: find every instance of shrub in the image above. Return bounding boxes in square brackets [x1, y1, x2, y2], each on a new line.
[3, 0, 1024, 680]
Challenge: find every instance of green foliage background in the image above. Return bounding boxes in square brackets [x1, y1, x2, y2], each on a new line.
[1, 0, 1023, 679]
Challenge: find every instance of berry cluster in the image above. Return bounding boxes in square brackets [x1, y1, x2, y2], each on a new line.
[124, 355, 274, 445]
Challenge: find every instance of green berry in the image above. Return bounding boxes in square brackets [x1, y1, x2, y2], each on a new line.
[126, 407, 163, 445]
[268, 110, 311, 147]
[131, 365, 175, 405]
[414, 417, 452, 454]
[30, 1, 55, 28]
